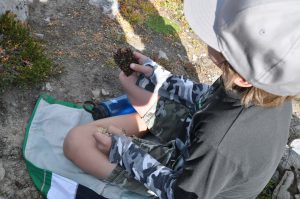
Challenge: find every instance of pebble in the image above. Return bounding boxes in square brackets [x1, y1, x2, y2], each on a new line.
[33, 33, 44, 39]
[0, 161, 5, 182]
[291, 139, 300, 155]
[92, 89, 101, 98]
[45, 83, 53, 92]
[101, 88, 110, 96]
[273, 171, 294, 198]
[279, 146, 300, 171]
[44, 17, 51, 23]
[158, 50, 168, 60]
[89, 0, 119, 18]
[10, 101, 17, 107]
[177, 54, 183, 61]
[192, 54, 198, 62]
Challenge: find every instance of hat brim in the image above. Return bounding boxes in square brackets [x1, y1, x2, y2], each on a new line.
[184, 0, 220, 51]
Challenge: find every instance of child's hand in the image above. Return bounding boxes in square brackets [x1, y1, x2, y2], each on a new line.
[133, 51, 148, 65]
[131, 52, 154, 77]
[93, 126, 122, 156]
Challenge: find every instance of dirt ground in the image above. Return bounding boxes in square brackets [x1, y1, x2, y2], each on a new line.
[0, 0, 299, 198]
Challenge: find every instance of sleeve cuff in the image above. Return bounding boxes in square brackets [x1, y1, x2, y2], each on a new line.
[108, 135, 132, 165]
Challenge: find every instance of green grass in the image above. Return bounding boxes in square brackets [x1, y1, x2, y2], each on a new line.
[159, 0, 183, 18]
[119, 0, 156, 24]
[159, 0, 189, 29]
[0, 11, 54, 90]
[119, 0, 182, 36]
[146, 15, 181, 35]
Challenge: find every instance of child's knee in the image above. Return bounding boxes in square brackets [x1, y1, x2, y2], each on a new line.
[63, 127, 81, 160]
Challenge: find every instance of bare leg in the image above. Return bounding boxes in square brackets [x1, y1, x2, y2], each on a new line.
[63, 113, 148, 179]
[64, 72, 159, 179]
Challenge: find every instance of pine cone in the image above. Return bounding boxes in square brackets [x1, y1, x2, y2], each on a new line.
[113, 48, 138, 76]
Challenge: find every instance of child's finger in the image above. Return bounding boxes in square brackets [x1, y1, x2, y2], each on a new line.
[133, 51, 148, 63]
[130, 63, 153, 77]
[93, 130, 112, 154]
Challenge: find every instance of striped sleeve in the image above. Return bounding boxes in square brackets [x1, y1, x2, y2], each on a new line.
[137, 59, 211, 108]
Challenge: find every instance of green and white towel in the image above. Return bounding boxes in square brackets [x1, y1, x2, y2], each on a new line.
[23, 95, 153, 199]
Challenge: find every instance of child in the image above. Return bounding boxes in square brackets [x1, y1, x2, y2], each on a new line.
[63, 0, 299, 198]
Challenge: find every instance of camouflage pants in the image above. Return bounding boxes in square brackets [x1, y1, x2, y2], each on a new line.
[106, 97, 191, 196]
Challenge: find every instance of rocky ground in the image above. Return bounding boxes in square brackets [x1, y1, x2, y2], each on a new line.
[0, 0, 299, 198]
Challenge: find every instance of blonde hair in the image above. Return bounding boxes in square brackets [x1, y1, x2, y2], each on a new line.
[220, 61, 293, 108]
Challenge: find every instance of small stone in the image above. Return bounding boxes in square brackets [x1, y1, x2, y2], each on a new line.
[192, 54, 198, 62]
[273, 170, 294, 199]
[33, 33, 44, 39]
[44, 17, 51, 23]
[45, 82, 53, 92]
[199, 53, 207, 58]
[291, 139, 300, 155]
[271, 170, 280, 183]
[289, 115, 300, 141]
[11, 101, 17, 107]
[177, 54, 183, 61]
[89, 0, 119, 19]
[158, 50, 168, 60]
[92, 89, 100, 98]
[101, 88, 110, 96]
[279, 146, 300, 171]
[0, 161, 5, 181]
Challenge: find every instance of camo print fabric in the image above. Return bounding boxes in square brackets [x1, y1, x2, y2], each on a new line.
[138, 59, 213, 110]
[108, 60, 217, 199]
[143, 96, 192, 144]
[109, 135, 179, 199]
[138, 59, 215, 147]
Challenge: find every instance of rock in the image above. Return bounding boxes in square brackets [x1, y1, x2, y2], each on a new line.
[279, 146, 300, 171]
[272, 170, 281, 183]
[289, 115, 300, 143]
[291, 139, 300, 155]
[0, 161, 5, 182]
[177, 54, 183, 61]
[0, 0, 28, 22]
[89, 0, 119, 19]
[101, 88, 109, 96]
[33, 33, 44, 40]
[44, 17, 51, 23]
[45, 82, 53, 92]
[273, 171, 294, 199]
[92, 89, 100, 98]
[158, 50, 168, 60]
[192, 54, 198, 62]
[10, 101, 17, 107]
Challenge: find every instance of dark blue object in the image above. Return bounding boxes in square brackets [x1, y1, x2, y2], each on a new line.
[100, 95, 136, 117]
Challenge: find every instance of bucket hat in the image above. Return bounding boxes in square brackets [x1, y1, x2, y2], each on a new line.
[184, 0, 300, 96]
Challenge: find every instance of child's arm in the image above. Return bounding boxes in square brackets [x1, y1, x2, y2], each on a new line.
[132, 54, 211, 108]
[109, 135, 179, 199]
